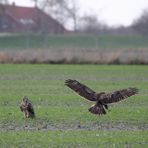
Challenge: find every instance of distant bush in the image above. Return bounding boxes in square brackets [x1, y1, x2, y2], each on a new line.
[0, 48, 147, 64]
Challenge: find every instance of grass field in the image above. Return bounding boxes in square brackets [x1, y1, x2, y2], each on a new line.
[0, 64, 147, 147]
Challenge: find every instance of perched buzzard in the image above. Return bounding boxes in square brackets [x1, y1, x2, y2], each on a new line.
[20, 96, 35, 118]
[65, 79, 138, 115]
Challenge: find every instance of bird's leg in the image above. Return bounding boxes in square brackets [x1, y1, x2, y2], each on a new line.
[26, 111, 30, 118]
[24, 111, 27, 118]
[103, 104, 111, 111]
[101, 103, 111, 112]
[98, 101, 108, 110]
[103, 104, 108, 110]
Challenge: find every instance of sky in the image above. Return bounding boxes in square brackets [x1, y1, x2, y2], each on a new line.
[9, 0, 148, 27]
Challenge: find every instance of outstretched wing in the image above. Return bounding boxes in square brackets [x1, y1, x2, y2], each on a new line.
[65, 79, 97, 101]
[100, 87, 138, 104]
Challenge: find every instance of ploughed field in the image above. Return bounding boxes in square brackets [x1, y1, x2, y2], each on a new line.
[0, 64, 147, 147]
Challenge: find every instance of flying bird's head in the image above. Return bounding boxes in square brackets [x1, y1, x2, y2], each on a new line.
[23, 96, 29, 103]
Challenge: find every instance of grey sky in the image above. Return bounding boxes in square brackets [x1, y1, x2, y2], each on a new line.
[9, 0, 148, 27]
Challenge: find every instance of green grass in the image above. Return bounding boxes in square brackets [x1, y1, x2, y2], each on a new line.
[0, 64, 148, 147]
[0, 131, 147, 148]
[0, 34, 148, 50]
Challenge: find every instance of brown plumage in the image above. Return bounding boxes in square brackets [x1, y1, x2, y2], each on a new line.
[65, 79, 138, 115]
[20, 96, 35, 118]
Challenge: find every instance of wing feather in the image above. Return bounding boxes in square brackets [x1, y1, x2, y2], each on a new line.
[27, 102, 35, 115]
[100, 87, 138, 104]
[20, 105, 24, 112]
[65, 79, 97, 101]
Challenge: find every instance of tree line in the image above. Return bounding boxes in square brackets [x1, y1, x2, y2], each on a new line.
[0, 0, 148, 35]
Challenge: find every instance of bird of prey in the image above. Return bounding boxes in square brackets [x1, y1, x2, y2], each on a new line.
[20, 96, 35, 118]
[65, 79, 138, 115]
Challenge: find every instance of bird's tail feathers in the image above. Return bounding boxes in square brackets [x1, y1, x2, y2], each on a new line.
[88, 103, 106, 115]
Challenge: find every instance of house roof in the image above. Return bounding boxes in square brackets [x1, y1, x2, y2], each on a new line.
[0, 4, 66, 31]
[4, 5, 37, 20]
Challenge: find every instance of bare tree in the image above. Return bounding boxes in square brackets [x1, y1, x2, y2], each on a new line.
[31, 0, 79, 31]
[132, 9, 148, 36]
[63, 0, 79, 31]
[78, 14, 108, 33]
[31, 0, 38, 7]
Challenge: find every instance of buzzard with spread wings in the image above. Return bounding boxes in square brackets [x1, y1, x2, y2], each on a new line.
[65, 79, 138, 115]
[20, 96, 35, 118]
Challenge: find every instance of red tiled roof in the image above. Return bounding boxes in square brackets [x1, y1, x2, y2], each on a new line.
[3, 5, 65, 27]
[4, 5, 38, 20]
[0, 4, 66, 32]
